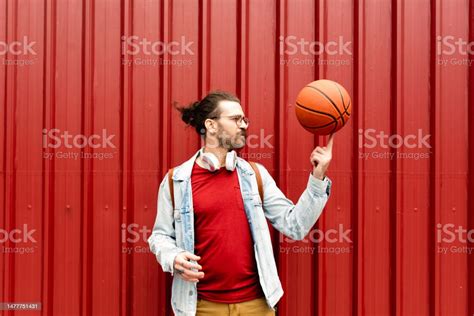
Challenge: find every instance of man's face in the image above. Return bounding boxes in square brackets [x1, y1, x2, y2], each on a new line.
[212, 100, 248, 150]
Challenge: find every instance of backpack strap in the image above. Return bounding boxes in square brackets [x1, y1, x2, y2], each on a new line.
[249, 162, 264, 205]
[168, 168, 175, 210]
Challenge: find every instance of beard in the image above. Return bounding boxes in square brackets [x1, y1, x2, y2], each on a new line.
[217, 129, 247, 150]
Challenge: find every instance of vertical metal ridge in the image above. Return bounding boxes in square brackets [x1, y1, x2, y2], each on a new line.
[389, 0, 399, 315]
[40, 0, 47, 313]
[49, 0, 58, 313]
[155, 0, 171, 312]
[125, 0, 134, 310]
[429, 0, 439, 315]
[118, 0, 123, 314]
[312, 0, 320, 314]
[274, 0, 287, 312]
[79, 0, 86, 314]
[199, 0, 211, 98]
[243, 0, 249, 122]
[313, 0, 320, 82]
[352, 0, 361, 314]
[87, 0, 94, 311]
[319, 1, 328, 314]
[40, 1, 48, 315]
[165, 0, 172, 160]
[158, 0, 166, 172]
[206, 1, 211, 92]
[235, 0, 248, 158]
[125, 7, 134, 312]
[80, 0, 94, 315]
[467, 0, 474, 314]
[118, 0, 127, 315]
[273, 0, 282, 299]
[322, 0, 327, 80]
[244, 0, 249, 158]
[197, 0, 203, 99]
[87, 0, 94, 309]
[163, 1, 174, 312]
[1, 0, 9, 308]
[8, 0, 18, 306]
[1, 0, 14, 306]
[126, 0, 140, 312]
[280, 0, 288, 193]
[236, 0, 241, 98]
[274, 0, 281, 186]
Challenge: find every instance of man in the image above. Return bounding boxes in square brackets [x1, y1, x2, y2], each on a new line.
[148, 91, 333, 316]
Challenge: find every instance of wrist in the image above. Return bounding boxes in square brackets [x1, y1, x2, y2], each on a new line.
[312, 168, 326, 180]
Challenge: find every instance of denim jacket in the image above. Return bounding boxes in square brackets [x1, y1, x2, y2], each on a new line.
[148, 149, 332, 316]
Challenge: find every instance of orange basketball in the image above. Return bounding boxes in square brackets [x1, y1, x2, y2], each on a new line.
[295, 79, 351, 135]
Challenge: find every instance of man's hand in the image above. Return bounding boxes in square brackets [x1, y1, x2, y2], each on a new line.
[173, 251, 205, 282]
[310, 134, 334, 180]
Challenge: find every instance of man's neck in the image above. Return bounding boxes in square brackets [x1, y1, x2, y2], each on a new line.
[199, 145, 228, 168]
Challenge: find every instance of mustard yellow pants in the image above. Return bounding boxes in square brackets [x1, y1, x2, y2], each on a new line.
[196, 297, 276, 316]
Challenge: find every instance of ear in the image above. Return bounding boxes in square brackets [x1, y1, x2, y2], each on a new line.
[204, 118, 217, 134]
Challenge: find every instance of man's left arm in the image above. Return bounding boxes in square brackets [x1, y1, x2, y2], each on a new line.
[259, 134, 334, 240]
[258, 165, 331, 240]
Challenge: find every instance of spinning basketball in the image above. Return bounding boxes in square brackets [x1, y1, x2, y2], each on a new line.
[295, 79, 351, 135]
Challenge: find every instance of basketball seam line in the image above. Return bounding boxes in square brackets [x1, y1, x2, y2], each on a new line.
[339, 99, 351, 117]
[345, 100, 351, 115]
[296, 102, 338, 120]
[296, 102, 338, 131]
[305, 85, 345, 125]
[333, 82, 351, 116]
[334, 82, 348, 112]
[299, 119, 337, 129]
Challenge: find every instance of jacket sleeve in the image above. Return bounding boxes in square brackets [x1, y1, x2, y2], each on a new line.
[147, 173, 185, 275]
[258, 163, 332, 240]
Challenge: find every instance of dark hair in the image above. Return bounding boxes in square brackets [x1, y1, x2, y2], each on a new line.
[176, 91, 240, 136]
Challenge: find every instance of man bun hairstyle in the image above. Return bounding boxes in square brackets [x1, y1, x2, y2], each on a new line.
[176, 91, 240, 136]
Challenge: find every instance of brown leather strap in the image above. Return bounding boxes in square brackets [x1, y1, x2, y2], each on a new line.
[168, 168, 175, 209]
[249, 162, 264, 204]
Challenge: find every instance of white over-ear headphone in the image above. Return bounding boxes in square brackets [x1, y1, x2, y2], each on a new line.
[199, 147, 237, 172]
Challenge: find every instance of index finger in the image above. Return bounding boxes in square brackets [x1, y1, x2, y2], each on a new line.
[181, 260, 202, 270]
[183, 252, 201, 261]
[326, 133, 334, 151]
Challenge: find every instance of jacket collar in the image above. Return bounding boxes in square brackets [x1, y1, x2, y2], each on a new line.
[172, 148, 255, 181]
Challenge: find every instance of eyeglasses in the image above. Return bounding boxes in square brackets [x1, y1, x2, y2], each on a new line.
[210, 115, 250, 127]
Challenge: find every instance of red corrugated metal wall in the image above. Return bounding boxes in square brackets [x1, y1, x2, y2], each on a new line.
[1, 0, 473, 315]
